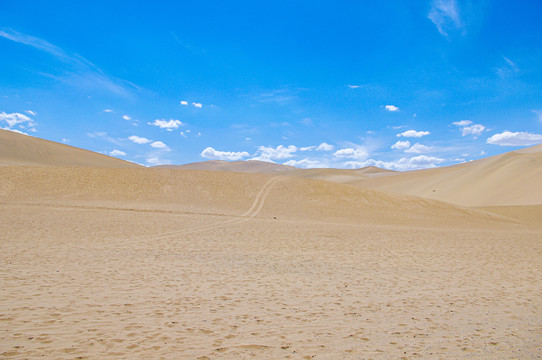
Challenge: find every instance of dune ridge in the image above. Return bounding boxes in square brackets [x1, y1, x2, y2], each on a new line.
[0, 129, 140, 168]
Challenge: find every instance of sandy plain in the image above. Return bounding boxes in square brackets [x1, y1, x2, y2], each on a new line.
[1, 131, 541, 359]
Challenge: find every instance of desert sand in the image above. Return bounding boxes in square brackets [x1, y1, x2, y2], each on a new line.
[1, 132, 541, 359]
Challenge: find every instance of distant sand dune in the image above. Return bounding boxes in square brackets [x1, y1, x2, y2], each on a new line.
[0, 129, 140, 167]
[353, 143, 542, 207]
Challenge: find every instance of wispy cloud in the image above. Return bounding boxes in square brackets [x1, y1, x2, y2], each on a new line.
[0, 28, 138, 96]
[428, 0, 463, 37]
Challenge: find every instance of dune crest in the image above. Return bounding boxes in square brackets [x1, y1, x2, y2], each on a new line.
[0, 129, 140, 167]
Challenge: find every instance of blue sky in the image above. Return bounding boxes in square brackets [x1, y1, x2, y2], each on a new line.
[1, 0, 541, 169]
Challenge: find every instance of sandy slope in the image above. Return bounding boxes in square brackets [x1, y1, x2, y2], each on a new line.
[0, 129, 140, 168]
[1, 135, 541, 358]
[1, 165, 541, 359]
[354, 143, 542, 207]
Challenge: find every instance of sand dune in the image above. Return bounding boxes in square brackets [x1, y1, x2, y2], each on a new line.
[1, 135, 541, 359]
[0, 129, 140, 167]
[353, 143, 542, 207]
[157, 159, 296, 173]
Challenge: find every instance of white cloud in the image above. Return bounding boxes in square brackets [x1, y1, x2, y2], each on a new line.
[452, 120, 472, 127]
[122, 115, 131, 120]
[391, 140, 411, 150]
[385, 105, 399, 112]
[352, 155, 445, 171]
[404, 143, 432, 154]
[150, 141, 168, 149]
[109, 149, 126, 156]
[452, 120, 485, 137]
[0, 112, 32, 128]
[397, 130, 431, 138]
[487, 131, 542, 146]
[284, 158, 328, 169]
[25, 110, 36, 116]
[61, 138, 70, 143]
[252, 145, 298, 162]
[180, 101, 188, 106]
[316, 142, 334, 151]
[334, 147, 368, 160]
[532, 110, 542, 123]
[0, 111, 37, 132]
[201, 147, 249, 161]
[347, 85, 360, 89]
[462, 124, 485, 137]
[300, 146, 315, 151]
[103, 109, 113, 113]
[148, 119, 184, 131]
[128, 135, 152, 144]
[428, 0, 463, 37]
[192, 102, 202, 108]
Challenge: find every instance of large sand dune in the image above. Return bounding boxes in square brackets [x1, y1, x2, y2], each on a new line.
[1, 135, 541, 359]
[0, 129, 140, 168]
[354, 144, 542, 207]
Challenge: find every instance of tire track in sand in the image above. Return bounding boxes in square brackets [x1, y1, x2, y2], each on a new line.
[146, 176, 285, 241]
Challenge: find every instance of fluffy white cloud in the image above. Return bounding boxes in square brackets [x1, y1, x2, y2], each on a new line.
[0, 111, 35, 130]
[149, 119, 184, 131]
[404, 143, 432, 154]
[192, 102, 202, 108]
[316, 142, 334, 151]
[109, 149, 126, 156]
[180, 101, 188, 106]
[397, 130, 431, 138]
[452, 120, 485, 137]
[201, 147, 250, 161]
[252, 145, 298, 162]
[462, 124, 485, 136]
[487, 131, 542, 146]
[283, 158, 328, 169]
[385, 105, 399, 112]
[150, 141, 168, 149]
[391, 140, 411, 150]
[334, 147, 368, 160]
[122, 115, 131, 120]
[428, 0, 462, 37]
[300, 146, 315, 151]
[351, 155, 445, 171]
[128, 135, 152, 144]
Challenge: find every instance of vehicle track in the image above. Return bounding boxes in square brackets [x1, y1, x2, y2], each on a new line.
[144, 176, 285, 241]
